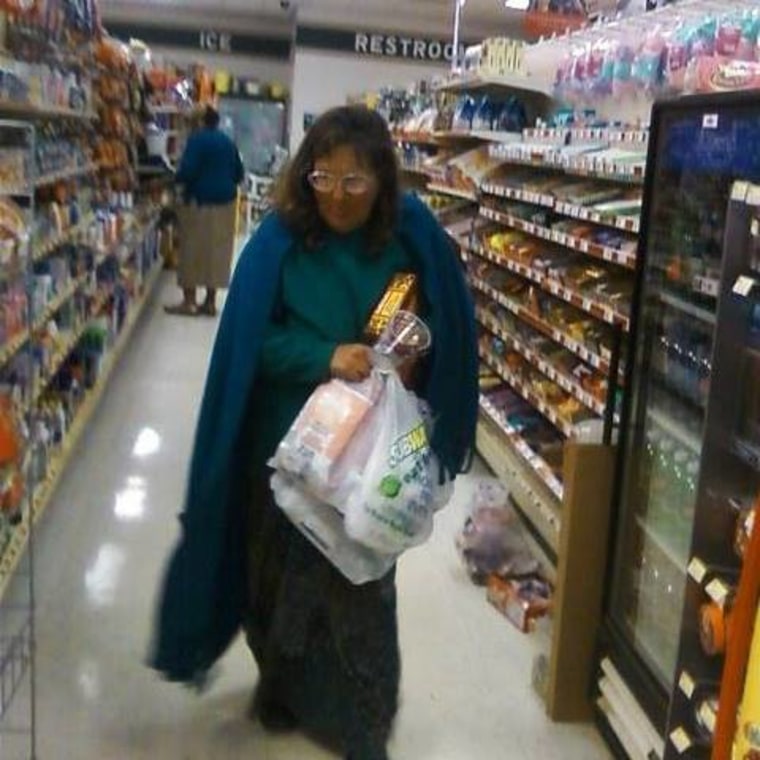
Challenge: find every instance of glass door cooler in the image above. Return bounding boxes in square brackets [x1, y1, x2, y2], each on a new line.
[598, 92, 760, 759]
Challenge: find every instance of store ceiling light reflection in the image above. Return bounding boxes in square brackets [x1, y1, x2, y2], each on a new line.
[114, 476, 147, 522]
[84, 544, 126, 607]
[132, 427, 161, 458]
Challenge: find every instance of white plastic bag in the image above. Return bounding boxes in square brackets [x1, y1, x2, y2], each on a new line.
[268, 373, 383, 506]
[344, 371, 452, 554]
[271, 470, 396, 585]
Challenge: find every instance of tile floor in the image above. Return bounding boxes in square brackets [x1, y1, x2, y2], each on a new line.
[1, 274, 612, 760]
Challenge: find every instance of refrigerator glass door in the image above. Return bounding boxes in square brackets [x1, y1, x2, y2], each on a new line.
[609, 103, 760, 693]
[218, 97, 286, 175]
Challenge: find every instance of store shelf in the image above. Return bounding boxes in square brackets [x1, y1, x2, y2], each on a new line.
[434, 73, 553, 100]
[477, 403, 562, 553]
[35, 162, 98, 187]
[635, 514, 689, 575]
[34, 214, 95, 262]
[0, 100, 95, 121]
[476, 306, 607, 417]
[480, 204, 637, 270]
[150, 104, 183, 115]
[470, 237, 630, 331]
[479, 347, 578, 438]
[647, 407, 702, 456]
[488, 146, 645, 186]
[469, 275, 612, 374]
[33, 273, 88, 330]
[400, 164, 432, 177]
[659, 290, 717, 326]
[692, 275, 720, 299]
[0, 163, 98, 195]
[554, 200, 641, 235]
[0, 331, 28, 369]
[569, 127, 650, 146]
[427, 184, 478, 202]
[433, 129, 523, 144]
[0, 261, 162, 603]
[26, 324, 88, 412]
[481, 181, 641, 234]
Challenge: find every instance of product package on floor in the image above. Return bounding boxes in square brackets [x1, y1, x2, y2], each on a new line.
[270, 311, 452, 583]
[456, 478, 540, 584]
[486, 575, 553, 634]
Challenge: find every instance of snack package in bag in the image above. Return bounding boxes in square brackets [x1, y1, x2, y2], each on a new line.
[271, 470, 396, 585]
[344, 371, 449, 555]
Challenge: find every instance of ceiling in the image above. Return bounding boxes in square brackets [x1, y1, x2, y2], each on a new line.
[100, 0, 527, 39]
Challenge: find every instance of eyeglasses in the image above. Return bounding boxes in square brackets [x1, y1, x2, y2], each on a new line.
[307, 170, 373, 196]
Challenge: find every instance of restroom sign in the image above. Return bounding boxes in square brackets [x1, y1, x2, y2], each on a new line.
[353, 32, 460, 62]
[296, 25, 468, 64]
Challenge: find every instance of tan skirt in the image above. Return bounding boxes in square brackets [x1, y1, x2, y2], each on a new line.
[177, 201, 237, 290]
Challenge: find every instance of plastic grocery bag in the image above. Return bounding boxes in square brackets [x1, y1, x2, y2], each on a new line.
[455, 478, 540, 584]
[344, 370, 452, 554]
[269, 373, 384, 507]
[271, 470, 397, 585]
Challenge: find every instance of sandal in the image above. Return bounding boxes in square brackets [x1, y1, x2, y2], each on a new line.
[164, 303, 198, 316]
[199, 302, 217, 317]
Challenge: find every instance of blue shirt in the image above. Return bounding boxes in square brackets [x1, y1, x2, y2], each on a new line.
[176, 127, 244, 205]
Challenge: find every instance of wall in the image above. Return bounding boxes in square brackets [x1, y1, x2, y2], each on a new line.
[289, 49, 445, 153]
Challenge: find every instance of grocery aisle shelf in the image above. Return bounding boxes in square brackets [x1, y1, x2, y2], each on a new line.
[0, 260, 163, 603]
[489, 150, 645, 186]
[648, 407, 702, 457]
[660, 290, 717, 326]
[470, 238, 630, 330]
[480, 394, 564, 503]
[479, 347, 577, 438]
[476, 307, 607, 417]
[476, 403, 562, 566]
[33, 273, 89, 331]
[34, 213, 96, 262]
[427, 184, 478, 202]
[480, 181, 641, 234]
[0, 163, 98, 196]
[479, 203, 637, 270]
[0, 100, 95, 121]
[469, 275, 613, 374]
[635, 514, 688, 576]
[435, 73, 553, 99]
[0, 331, 27, 369]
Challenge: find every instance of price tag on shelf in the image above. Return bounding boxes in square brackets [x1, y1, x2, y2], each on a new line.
[697, 700, 717, 735]
[705, 577, 731, 607]
[688, 557, 708, 584]
[678, 670, 696, 699]
[669, 728, 693, 755]
[734, 275, 756, 297]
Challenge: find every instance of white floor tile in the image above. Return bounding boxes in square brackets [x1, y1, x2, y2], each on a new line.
[1, 274, 612, 760]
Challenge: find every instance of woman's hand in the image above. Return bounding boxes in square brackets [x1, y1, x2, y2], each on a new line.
[330, 344, 373, 382]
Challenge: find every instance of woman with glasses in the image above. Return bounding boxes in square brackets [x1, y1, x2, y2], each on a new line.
[150, 105, 478, 760]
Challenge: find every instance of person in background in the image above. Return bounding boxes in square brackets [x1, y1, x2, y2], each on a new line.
[165, 105, 244, 317]
[150, 106, 479, 760]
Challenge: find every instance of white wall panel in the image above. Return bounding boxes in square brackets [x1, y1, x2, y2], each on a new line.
[289, 48, 443, 153]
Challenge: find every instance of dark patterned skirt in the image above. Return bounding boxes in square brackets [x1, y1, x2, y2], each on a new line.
[244, 475, 400, 760]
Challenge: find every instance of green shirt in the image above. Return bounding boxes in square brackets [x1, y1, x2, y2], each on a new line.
[251, 230, 413, 468]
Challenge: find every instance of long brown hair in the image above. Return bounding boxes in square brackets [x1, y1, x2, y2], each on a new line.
[274, 105, 400, 250]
